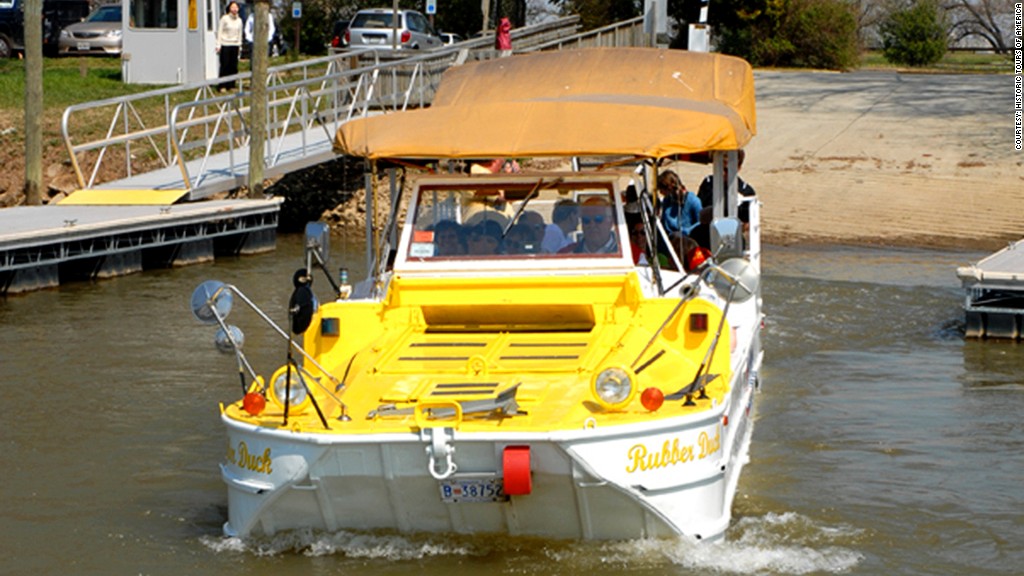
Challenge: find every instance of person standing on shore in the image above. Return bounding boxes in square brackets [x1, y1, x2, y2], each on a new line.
[244, 8, 276, 58]
[215, 1, 243, 91]
[495, 17, 512, 57]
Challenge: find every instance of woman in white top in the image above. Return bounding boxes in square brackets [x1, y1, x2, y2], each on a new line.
[215, 1, 243, 91]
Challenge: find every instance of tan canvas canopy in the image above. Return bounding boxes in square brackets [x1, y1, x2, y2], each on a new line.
[334, 47, 756, 161]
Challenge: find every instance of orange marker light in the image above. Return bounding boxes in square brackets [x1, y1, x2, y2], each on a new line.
[640, 387, 665, 411]
[243, 392, 266, 416]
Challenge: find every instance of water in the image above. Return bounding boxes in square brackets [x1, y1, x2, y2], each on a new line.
[2, 237, 1021, 575]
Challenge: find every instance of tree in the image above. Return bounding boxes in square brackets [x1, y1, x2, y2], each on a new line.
[945, 0, 1014, 53]
[710, 0, 858, 69]
[880, 0, 947, 66]
[782, 0, 859, 69]
[554, 0, 641, 31]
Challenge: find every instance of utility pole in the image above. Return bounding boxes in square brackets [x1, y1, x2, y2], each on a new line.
[24, 0, 42, 205]
[248, 0, 270, 198]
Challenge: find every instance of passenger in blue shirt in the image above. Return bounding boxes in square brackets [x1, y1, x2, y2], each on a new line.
[657, 170, 701, 236]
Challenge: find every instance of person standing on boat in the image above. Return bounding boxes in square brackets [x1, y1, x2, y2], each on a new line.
[697, 149, 757, 221]
[215, 1, 243, 91]
[657, 170, 701, 236]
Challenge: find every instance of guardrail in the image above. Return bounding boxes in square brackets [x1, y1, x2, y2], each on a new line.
[166, 50, 458, 198]
[59, 14, 651, 200]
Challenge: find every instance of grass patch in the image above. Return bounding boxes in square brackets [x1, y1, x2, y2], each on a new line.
[859, 50, 1014, 73]
[0, 57, 164, 110]
[0, 54, 293, 111]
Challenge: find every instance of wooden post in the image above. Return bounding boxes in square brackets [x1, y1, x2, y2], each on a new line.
[24, 0, 43, 205]
[248, 0, 270, 198]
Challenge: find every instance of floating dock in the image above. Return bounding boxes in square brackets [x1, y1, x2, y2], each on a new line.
[957, 239, 1024, 339]
[0, 199, 281, 295]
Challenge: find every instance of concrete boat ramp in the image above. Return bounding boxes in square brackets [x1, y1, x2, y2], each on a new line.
[958, 239, 1024, 339]
[0, 199, 280, 295]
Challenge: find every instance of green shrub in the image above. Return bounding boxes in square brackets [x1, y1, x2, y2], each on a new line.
[880, 0, 948, 66]
[711, 0, 859, 70]
[784, 0, 859, 69]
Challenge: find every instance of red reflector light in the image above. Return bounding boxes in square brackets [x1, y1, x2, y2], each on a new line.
[401, 30, 411, 43]
[723, 414, 729, 426]
[243, 392, 266, 416]
[503, 446, 532, 495]
[686, 246, 711, 271]
[640, 387, 664, 411]
[690, 313, 709, 332]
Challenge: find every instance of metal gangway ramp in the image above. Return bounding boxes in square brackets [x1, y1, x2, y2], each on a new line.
[59, 16, 650, 205]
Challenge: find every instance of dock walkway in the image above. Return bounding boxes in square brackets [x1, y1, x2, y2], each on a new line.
[0, 199, 280, 294]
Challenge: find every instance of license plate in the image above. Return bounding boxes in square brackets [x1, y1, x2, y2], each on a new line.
[439, 478, 507, 503]
[76, 42, 90, 50]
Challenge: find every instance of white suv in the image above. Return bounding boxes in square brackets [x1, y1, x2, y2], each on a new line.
[344, 8, 442, 50]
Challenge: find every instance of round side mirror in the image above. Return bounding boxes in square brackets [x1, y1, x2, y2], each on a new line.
[191, 280, 232, 324]
[707, 258, 760, 303]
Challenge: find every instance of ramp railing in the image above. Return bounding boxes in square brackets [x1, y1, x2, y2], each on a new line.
[59, 14, 654, 200]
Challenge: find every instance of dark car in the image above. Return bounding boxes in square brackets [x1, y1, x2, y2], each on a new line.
[0, 0, 90, 57]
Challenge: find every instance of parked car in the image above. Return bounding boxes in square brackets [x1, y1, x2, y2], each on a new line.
[328, 18, 350, 53]
[57, 3, 121, 56]
[439, 32, 463, 46]
[343, 8, 441, 50]
[0, 0, 90, 58]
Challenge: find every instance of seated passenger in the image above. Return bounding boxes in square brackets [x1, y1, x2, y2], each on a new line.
[658, 170, 701, 236]
[561, 197, 617, 254]
[503, 223, 540, 255]
[660, 232, 700, 272]
[688, 207, 713, 250]
[542, 199, 579, 253]
[466, 220, 503, 255]
[625, 209, 648, 265]
[433, 220, 466, 256]
[520, 211, 547, 244]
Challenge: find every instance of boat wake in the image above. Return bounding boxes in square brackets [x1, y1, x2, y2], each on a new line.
[200, 512, 863, 574]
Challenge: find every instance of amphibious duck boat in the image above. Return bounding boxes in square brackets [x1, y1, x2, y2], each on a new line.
[191, 48, 763, 542]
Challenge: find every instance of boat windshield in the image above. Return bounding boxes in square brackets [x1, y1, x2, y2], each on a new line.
[406, 180, 622, 261]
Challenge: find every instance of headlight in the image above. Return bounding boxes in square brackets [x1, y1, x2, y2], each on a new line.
[60, 30, 69, 38]
[109, 29, 122, 38]
[268, 365, 311, 414]
[591, 366, 636, 410]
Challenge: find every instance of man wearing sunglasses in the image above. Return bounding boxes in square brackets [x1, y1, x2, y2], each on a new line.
[563, 197, 618, 254]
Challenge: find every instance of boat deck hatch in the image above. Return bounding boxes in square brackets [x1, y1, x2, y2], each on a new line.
[421, 303, 595, 332]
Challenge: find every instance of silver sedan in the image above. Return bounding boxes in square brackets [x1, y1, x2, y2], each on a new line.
[58, 4, 122, 56]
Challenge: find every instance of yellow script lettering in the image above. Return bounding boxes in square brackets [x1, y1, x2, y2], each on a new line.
[698, 427, 721, 459]
[234, 441, 274, 475]
[626, 438, 695, 473]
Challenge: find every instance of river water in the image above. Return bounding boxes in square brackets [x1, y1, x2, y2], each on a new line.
[2, 236, 1021, 575]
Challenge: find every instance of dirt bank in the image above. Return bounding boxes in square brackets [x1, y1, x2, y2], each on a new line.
[741, 70, 1023, 251]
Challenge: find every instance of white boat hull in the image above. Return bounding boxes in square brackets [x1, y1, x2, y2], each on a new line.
[221, 339, 761, 541]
